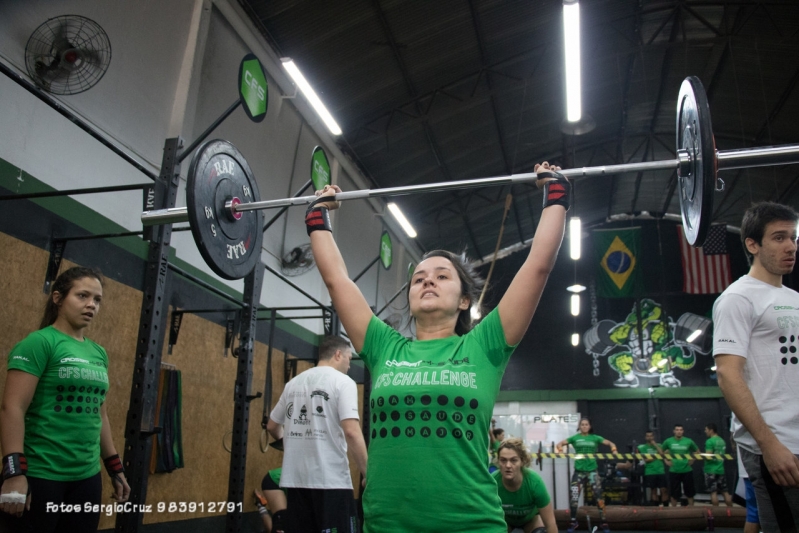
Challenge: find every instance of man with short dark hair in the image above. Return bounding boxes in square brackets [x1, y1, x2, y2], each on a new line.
[267, 336, 367, 533]
[638, 430, 668, 506]
[714, 201, 799, 532]
[704, 423, 732, 507]
[662, 424, 699, 506]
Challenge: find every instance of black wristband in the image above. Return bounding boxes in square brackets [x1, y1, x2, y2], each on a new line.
[2, 453, 27, 480]
[103, 454, 124, 478]
[540, 171, 571, 211]
[305, 205, 332, 235]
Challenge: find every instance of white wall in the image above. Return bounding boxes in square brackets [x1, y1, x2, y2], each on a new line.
[0, 0, 420, 336]
[493, 401, 580, 510]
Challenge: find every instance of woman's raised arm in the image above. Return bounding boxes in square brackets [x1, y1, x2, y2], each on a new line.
[497, 162, 568, 345]
[308, 185, 375, 351]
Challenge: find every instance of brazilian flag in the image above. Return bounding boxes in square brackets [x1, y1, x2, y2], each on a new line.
[593, 228, 642, 298]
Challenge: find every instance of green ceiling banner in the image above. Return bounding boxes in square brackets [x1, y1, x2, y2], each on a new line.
[380, 231, 393, 270]
[311, 146, 331, 191]
[593, 227, 642, 298]
[238, 53, 268, 122]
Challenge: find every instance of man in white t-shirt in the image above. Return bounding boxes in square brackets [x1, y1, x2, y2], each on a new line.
[713, 202, 799, 532]
[267, 336, 367, 533]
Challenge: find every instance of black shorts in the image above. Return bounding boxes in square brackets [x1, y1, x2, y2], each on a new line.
[262, 472, 281, 491]
[0, 473, 102, 533]
[704, 473, 728, 494]
[643, 474, 667, 489]
[670, 472, 696, 499]
[285, 487, 359, 533]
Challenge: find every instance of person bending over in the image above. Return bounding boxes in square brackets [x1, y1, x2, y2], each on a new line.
[493, 438, 557, 533]
[254, 467, 287, 533]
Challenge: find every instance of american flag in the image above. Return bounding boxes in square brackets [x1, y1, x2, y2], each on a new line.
[678, 224, 733, 294]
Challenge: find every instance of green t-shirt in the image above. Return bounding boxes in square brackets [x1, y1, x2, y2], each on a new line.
[704, 435, 726, 475]
[637, 443, 665, 475]
[492, 468, 550, 527]
[360, 308, 515, 533]
[566, 433, 605, 472]
[7, 326, 109, 481]
[661, 436, 699, 474]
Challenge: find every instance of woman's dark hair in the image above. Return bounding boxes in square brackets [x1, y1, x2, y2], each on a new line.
[406, 250, 484, 336]
[740, 202, 799, 266]
[579, 417, 594, 434]
[40, 266, 104, 329]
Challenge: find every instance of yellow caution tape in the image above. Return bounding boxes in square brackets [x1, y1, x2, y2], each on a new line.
[531, 453, 733, 461]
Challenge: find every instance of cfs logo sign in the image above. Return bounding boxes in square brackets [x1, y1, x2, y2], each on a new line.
[243, 70, 266, 102]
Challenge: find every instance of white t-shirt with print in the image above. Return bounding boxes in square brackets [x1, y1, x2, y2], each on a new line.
[713, 275, 799, 454]
[270, 365, 360, 489]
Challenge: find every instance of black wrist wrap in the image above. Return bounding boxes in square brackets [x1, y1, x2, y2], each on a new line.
[103, 454, 124, 478]
[305, 204, 332, 235]
[540, 171, 572, 211]
[2, 453, 27, 480]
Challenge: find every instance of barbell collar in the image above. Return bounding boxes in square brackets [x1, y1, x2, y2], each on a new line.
[677, 149, 692, 178]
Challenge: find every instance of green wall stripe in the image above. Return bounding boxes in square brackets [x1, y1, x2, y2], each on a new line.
[496, 386, 723, 402]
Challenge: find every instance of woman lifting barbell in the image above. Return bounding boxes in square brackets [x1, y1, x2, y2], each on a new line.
[306, 162, 567, 532]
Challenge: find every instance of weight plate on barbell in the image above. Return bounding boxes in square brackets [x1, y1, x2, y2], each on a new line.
[186, 140, 264, 280]
[676, 76, 716, 247]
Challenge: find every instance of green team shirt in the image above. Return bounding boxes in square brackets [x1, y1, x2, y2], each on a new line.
[7, 326, 109, 481]
[637, 443, 665, 475]
[704, 435, 726, 475]
[360, 308, 515, 533]
[566, 433, 605, 472]
[492, 468, 550, 527]
[661, 436, 699, 474]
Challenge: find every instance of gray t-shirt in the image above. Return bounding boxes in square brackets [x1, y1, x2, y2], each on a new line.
[270, 365, 360, 489]
[713, 275, 799, 454]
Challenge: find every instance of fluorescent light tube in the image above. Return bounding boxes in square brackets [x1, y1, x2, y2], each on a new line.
[387, 203, 417, 238]
[569, 216, 581, 260]
[563, 1, 582, 122]
[571, 333, 580, 346]
[281, 58, 342, 135]
[571, 294, 580, 316]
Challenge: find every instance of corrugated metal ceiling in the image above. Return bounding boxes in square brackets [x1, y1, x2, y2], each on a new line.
[240, 0, 799, 258]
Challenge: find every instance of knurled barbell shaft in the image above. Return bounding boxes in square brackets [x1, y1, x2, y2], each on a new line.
[141, 143, 799, 227]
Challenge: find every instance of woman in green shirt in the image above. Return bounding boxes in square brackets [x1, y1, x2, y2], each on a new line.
[493, 438, 557, 533]
[306, 163, 568, 532]
[556, 418, 617, 532]
[0, 267, 130, 533]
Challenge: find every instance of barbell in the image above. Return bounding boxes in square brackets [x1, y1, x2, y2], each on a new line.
[142, 76, 799, 280]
